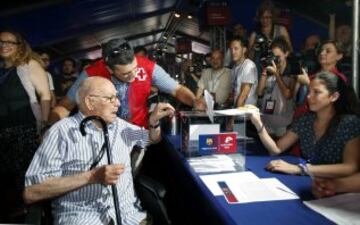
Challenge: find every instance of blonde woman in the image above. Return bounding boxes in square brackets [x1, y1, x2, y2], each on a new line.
[0, 30, 50, 221]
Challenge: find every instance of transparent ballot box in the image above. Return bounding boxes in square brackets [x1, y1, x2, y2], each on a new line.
[179, 111, 253, 173]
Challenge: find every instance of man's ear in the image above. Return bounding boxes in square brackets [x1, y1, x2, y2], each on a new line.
[85, 96, 95, 111]
[330, 91, 340, 103]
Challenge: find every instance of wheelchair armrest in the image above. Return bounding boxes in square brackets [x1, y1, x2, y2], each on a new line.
[135, 175, 172, 224]
[24, 201, 53, 225]
[24, 203, 43, 225]
[135, 175, 166, 199]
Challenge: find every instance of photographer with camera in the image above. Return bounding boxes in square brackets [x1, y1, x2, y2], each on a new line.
[257, 37, 297, 137]
[248, 0, 292, 73]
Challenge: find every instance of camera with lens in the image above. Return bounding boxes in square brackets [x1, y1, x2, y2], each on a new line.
[263, 53, 280, 68]
[293, 46, 320, 75]
[254, 33, 270, 53]
[190, 62, 203, 75]
[254, 34, 280, 67]
[283, 56, 303, 76]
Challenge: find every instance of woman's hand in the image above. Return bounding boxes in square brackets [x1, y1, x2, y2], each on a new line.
[266, 60, 279, 76]
[312, 178, 337, 198]
[266, 159, 301, 175]
[246, 105, 262, 128]
[297, 68, 310, 86]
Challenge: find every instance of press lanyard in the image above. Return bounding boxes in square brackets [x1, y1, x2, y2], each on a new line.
[210, 68, 226, 92]
[232, 60, 245, 93]
[266, 77, 277, 100]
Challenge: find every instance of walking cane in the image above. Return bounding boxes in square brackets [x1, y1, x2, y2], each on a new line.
[80, 115, 122, 225]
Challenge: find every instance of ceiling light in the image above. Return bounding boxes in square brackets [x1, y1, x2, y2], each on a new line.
[174, 12, 181, 18]
[187, 14, 193, 19]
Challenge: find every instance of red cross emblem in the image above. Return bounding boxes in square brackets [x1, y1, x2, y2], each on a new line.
[135, 68, 147, 81]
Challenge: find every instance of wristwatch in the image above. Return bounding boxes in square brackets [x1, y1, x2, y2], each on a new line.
[298, 159, 310, 176]
[298, 163, 307, 176]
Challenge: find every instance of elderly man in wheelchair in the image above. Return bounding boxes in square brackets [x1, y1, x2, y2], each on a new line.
[24, 77, 173, 225]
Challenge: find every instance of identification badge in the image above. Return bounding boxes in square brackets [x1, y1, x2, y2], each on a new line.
[265, 99, 276, 114]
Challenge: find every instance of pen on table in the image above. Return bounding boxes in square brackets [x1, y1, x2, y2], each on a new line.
[276, 186, 298, 197]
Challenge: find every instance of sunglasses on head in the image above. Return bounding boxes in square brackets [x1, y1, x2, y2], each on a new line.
[108, 42, 131, 58]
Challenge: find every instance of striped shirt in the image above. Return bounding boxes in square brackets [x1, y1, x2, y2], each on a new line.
[25, 112, 149, 225]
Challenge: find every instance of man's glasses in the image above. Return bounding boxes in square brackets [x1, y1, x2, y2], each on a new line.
[89, 94, 118, 103]
[0, 40, 20, 47]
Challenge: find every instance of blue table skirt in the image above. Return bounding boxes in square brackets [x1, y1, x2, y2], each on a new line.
[164, 135, 335, 225]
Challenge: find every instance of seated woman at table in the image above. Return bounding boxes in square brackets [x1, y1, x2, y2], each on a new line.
[249, 71, 360, 177]
[312, 173, 360, 198]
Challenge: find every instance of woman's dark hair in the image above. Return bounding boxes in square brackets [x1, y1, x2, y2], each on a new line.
[271, 36, 290, 53]
[315, 71, 360, 116]
[319, 40, 345, 55]
[255, 0, 278, 29]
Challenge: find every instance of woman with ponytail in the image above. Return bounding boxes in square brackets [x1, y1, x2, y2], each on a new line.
[249, 71, 360, 178]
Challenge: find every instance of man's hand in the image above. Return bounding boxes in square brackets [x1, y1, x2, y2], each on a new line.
[266, 159, 301, 175]
[90, 164, 125, 185]
[193, 98, 207, 111]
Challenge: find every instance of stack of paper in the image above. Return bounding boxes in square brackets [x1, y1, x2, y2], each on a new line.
[304, 193, 360, 225]
[188, 154, 237, 173]
[200, 171, 299, 204]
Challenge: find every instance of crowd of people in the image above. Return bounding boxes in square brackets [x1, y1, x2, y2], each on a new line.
[0, 0, 359, 224]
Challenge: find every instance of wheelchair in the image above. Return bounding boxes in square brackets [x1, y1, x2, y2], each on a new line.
[24, 146, 171, 225]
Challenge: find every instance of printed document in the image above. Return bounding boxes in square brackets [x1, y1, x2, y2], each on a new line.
[200, 172, 299, 204]
[304, 193, 360, 225]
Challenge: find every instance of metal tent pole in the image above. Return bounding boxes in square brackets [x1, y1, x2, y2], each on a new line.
[352, 0, 359, 95]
